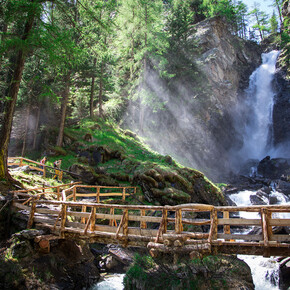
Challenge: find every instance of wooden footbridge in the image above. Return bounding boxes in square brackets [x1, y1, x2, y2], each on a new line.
[12, 184, 290, 258]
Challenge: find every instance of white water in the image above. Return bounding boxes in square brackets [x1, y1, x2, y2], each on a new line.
[241, 50, 280, 160]
[230, 188, 289, 290]
[92, 274, 125, 290]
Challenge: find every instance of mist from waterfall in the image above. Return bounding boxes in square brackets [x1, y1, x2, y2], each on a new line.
[239, 50, 280, 160]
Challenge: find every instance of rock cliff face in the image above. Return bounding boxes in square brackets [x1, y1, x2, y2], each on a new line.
[125, 17, 262, 181]
[272, 0, 290, 149]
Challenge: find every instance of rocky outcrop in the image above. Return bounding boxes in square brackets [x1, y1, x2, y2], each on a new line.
[273, 65, 290, 148]
[272, 0, 290, 148]
[124, 16, 262, 181]
[124, 254, 254, 290]
[0, 230, 100, 289]
[257, 156, 290, 179]
[134, 165, 226, 206]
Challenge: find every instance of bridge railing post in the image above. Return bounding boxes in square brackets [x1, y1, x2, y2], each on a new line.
[90, 207, 96, 231]
[261, 208, 269, 246]
[57, 187, 60, 201]
[60, 204, 67, 238]
[73, 186, 77, 202]
[208, 208, 217, 244]
[27, 199, 36, 229]
[141, 209, 147, 229]
[81, 205, 87, 223]
[96, 187, 100, 203]
[223, 210, 231, 241]
[122, 188, 126, 201]
[175, 209, 183, 234]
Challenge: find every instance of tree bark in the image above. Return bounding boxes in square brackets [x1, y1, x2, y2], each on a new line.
[98, 61, 104, 117]
[90, 58, 96, 118]
[0, 7, 36, 183]
[56, 72, 71, 147]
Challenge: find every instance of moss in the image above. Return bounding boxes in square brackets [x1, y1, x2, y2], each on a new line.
[124, 254, 253, 290]
[50, 146, 67, 156]
[0, 257, 24, 289]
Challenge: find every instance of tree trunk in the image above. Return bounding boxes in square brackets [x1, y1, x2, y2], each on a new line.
[90, 58, 96, 118]
[0, 23, 8, 70]
[21, 105, 30, 157]
[98, 61, 104, 117]
[56, 72, 71, 147]
[0, 8, 35, 183]
[276, 1, 283, 30]
[33, 105, 41, 150]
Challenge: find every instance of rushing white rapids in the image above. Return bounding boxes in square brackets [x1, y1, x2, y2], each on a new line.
[92, 274, 125, 290]
[229, 188, 289, 290]
[241, 50, 280, 160]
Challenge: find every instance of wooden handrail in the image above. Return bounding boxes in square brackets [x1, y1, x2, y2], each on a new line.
[12, 197, 290, 257]
[62, 184, 137, 202]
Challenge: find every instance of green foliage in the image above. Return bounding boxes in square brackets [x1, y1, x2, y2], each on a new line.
[124, 254, 250, 289]
[270, 11, 279, 33]
[248, 4, 270, 41]
[0, 256, 24, 289]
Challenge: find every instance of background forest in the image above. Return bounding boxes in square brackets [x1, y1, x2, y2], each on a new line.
[0, 0, 289, 182]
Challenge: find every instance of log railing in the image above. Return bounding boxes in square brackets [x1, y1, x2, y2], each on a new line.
[8, 157, 46, 175]
[62, 184, 137, 202]
[13, 183, 137, 205]
[13, 182, 82, 204]
[12, 200, 290, 257]
[8, 157, 65, 180]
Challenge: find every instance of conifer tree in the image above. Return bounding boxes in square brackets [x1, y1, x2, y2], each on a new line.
[249, 4, 270, 41]
[270, 11, 278, 33]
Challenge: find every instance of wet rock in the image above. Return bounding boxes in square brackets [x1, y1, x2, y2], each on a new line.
[257, 156, 290, 179]
[10, 165, 31, 173]
[269, 195, 279, 205]
[277, 180, 290, 196]
[239, 159, 259, 176]
[250, 194, 267, 205]
[13, 229, 45, 240]
[256, 189, 269, 198]
[108, 246, 133, 266]
[105, 256, 119, 270]
[279, 257, 290, 290]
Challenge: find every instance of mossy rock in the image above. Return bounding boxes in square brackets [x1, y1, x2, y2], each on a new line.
[124, 130, 139, 140]
[89, 123, 101, 130]
[139, 174, 159, 188]
[94, 174, 119, 186]
[152, 187, 191, 204]
[110, 173, 130, 182]
[49, 146, 67, 156]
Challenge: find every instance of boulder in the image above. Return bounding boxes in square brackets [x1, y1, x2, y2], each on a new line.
[250, 194, 267, 205]
[279, 257, 290, 290]
[277, 180, 290, 196]
[69, 164, 97, 184]
[257, 157, 290, 179]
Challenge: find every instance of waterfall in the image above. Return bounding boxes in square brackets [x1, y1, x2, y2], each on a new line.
[241, 50, 280, 160]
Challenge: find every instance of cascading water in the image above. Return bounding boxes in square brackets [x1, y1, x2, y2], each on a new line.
[91, 274, 125, 290]
[240, 50, 280, 160]
[229, 188, 289, 290]
[231, 50, 290, 289]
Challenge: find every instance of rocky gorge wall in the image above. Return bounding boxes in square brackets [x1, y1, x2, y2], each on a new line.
[124, 16, 262, 181]
[272, 0, 290, 152]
